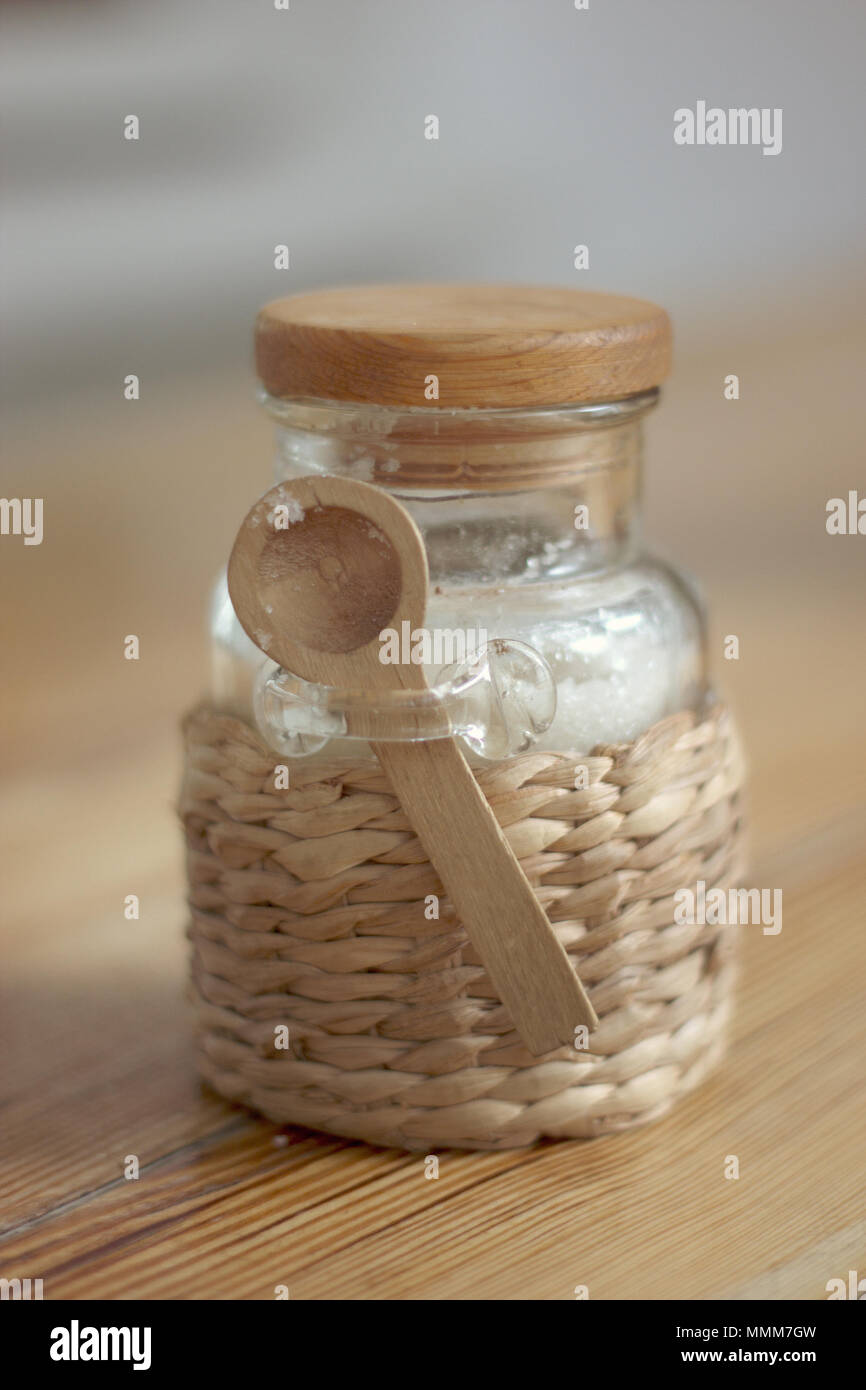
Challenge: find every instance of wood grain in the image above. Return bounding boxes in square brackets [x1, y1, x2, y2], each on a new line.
[256, 283, 671, 407]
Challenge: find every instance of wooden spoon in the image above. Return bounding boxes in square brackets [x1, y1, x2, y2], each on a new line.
[228, 476, 597, 1054]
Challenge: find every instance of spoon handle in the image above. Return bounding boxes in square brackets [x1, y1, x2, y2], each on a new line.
[374, 736, 597, 1055]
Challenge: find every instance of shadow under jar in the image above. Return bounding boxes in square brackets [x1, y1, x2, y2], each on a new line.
[185, 284, 746, 1150]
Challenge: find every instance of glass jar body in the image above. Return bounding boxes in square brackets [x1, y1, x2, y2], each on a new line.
[210, 394, 707, 757]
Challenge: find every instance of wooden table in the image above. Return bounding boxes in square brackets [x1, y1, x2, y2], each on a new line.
[1, 367, 864, 1300]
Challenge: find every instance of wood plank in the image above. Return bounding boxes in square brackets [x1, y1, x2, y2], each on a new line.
[1, 840, 862, 1299]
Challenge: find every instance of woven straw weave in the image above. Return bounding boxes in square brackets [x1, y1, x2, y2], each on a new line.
[180, 702, 746, 1150]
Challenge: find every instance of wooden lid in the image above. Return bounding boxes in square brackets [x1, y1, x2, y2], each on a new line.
[255, 283, 671, 409]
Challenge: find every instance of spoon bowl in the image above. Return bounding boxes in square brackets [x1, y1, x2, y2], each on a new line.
[228, 476, 428, 691]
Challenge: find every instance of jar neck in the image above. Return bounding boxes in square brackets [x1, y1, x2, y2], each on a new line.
[264, 392, 656, 586]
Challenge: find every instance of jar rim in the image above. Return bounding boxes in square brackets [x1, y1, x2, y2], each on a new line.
[259, 386, 659, 427]
[262, 389, 655, 493]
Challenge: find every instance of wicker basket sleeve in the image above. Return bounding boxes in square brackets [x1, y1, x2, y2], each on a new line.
[180, 703, 746, 1150]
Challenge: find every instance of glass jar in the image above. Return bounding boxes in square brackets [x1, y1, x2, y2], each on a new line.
[210, 388, 706, 760]
[184, 286, 745, 1151]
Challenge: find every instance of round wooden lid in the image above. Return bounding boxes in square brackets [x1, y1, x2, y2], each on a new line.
[255, 283, 671, 409]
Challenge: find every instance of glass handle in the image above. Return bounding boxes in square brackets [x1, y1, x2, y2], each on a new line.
[253, 638, 557, 761]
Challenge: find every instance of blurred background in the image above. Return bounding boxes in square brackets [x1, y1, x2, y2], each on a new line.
[1, 0, 864, 1297]
[2, 0, 864, 767]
